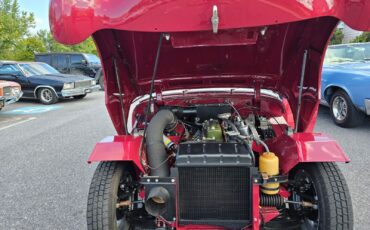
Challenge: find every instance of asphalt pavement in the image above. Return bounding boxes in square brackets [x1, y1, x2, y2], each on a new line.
[0, 91, 369, 229]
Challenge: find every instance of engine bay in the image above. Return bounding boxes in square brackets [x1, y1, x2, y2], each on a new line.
[143, 103, 279, 168]
[129, 102, 290, 229]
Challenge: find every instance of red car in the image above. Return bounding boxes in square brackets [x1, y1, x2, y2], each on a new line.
[50, 1, 370, 229]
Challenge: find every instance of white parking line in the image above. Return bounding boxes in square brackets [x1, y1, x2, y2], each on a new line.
[0, 117, 37, 131]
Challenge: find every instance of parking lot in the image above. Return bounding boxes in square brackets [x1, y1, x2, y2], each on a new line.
[0, 91, 369, 230]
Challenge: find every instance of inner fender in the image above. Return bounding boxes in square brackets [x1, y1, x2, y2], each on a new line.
[269, 133, 349, 174]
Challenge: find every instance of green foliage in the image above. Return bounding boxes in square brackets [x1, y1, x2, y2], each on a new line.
[14, 36, 46, 61]
[36, 30, 97, 55]
[330, 29, 344, 45]
[0, 0, 36, 59]
[350, 32, 370, 43]
[0, 0, 97, 61]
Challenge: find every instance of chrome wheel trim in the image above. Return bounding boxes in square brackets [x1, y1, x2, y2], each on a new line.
[40, 89, 53, 103]
[332, 95, 348, 121]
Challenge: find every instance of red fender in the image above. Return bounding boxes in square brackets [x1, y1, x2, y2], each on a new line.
[88, 135, 144, 173]
[269, 133, 350, 174]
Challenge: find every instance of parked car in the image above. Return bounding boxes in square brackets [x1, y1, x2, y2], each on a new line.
[321, 42, 370, 127]
[51, 0, 370, 229]
[0, 61, 100, 104]
[35, 52, 105, 89]
[0, 80, 22, 110]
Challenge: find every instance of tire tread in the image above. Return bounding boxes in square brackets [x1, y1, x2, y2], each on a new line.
[87, 162, 120, 230]
[302, 162, 353, 230]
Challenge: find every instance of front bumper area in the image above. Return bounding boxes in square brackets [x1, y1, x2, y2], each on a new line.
[0, 91, 23, 108]
[61, 85, 100, 97]
[365, 99, 370, 115]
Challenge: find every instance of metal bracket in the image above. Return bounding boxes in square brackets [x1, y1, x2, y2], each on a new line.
[254, 82, 261, 104]
[140, 177, 176, 185]
[155, 90, 164, 106]
[253, 174, 288, 185]
[211, 5, 219, 34]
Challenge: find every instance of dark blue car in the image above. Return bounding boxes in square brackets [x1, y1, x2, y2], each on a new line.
[321, 42, 370, 127]
[0, 61, 100, 104]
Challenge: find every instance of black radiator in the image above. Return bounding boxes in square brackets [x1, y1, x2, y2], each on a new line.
[176, 142, 253, 229]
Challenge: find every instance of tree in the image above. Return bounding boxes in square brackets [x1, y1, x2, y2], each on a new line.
[0, 0, 97, 61]
[330, 29, 344, 45]
[0, 0, 36, 59]
[350, 32, 370, 43]
[36, 30, 97, 55]
[14, 36, 46, 61]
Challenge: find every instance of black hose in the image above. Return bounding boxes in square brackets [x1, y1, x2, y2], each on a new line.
[146, 110, 176, 177]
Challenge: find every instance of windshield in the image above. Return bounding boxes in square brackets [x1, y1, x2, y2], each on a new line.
[324, 43, 370, 64]
[85, 54, 101, 65]
[19, 63, 60, 77]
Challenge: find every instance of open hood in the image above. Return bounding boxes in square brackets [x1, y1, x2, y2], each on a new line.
[50, 0, 370, 134]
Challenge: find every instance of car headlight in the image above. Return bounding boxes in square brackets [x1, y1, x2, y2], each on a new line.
[11, 87, 20, 95]
[91, 80, 96, 86]
[63, 82, 75, 90]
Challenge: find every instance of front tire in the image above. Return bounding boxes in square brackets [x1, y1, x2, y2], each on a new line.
[330, 90, 364, 128]
[87, 162, 139, 230]
[37, 87, 58, 104]
[290, 163, 353, 230]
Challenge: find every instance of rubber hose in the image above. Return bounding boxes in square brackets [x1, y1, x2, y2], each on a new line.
[146, 110, 176, 177]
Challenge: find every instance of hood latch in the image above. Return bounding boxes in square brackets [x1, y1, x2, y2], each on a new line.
[211, 5, 219, 34]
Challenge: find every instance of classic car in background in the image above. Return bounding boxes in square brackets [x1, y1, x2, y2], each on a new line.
[0, 80, 22, 111]
[321, 42, 370, 127]
[35, 52, 105, 90]
[0, 61, 100, 104]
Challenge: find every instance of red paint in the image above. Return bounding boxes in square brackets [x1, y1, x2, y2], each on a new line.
[260, 207, 280, 224]
[50, 1, 370, 230]
[269, 133, 350, 174]
[252, 184, 260, 230]
[279, 186, 291, 199]
[171, 28, 259, 48]
[177, 225, 225, 230]
[88, 135, 144, 172]
[50, 0, 370, 134]
[50, 0, 370, 45]
[282, 98, 295, 129]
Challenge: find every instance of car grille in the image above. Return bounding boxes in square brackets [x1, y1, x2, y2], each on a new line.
[3, 86, 11, 96]
[178, 166, 252, 229]
[75, 80, 91, 88]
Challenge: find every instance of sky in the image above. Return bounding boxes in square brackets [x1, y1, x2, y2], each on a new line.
[18, 0, 50, 32]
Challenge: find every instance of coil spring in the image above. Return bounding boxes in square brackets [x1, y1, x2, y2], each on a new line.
[260, 194, 285, 207]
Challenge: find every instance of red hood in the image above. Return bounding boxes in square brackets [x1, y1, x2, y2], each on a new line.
[50, 0, 370, 134]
